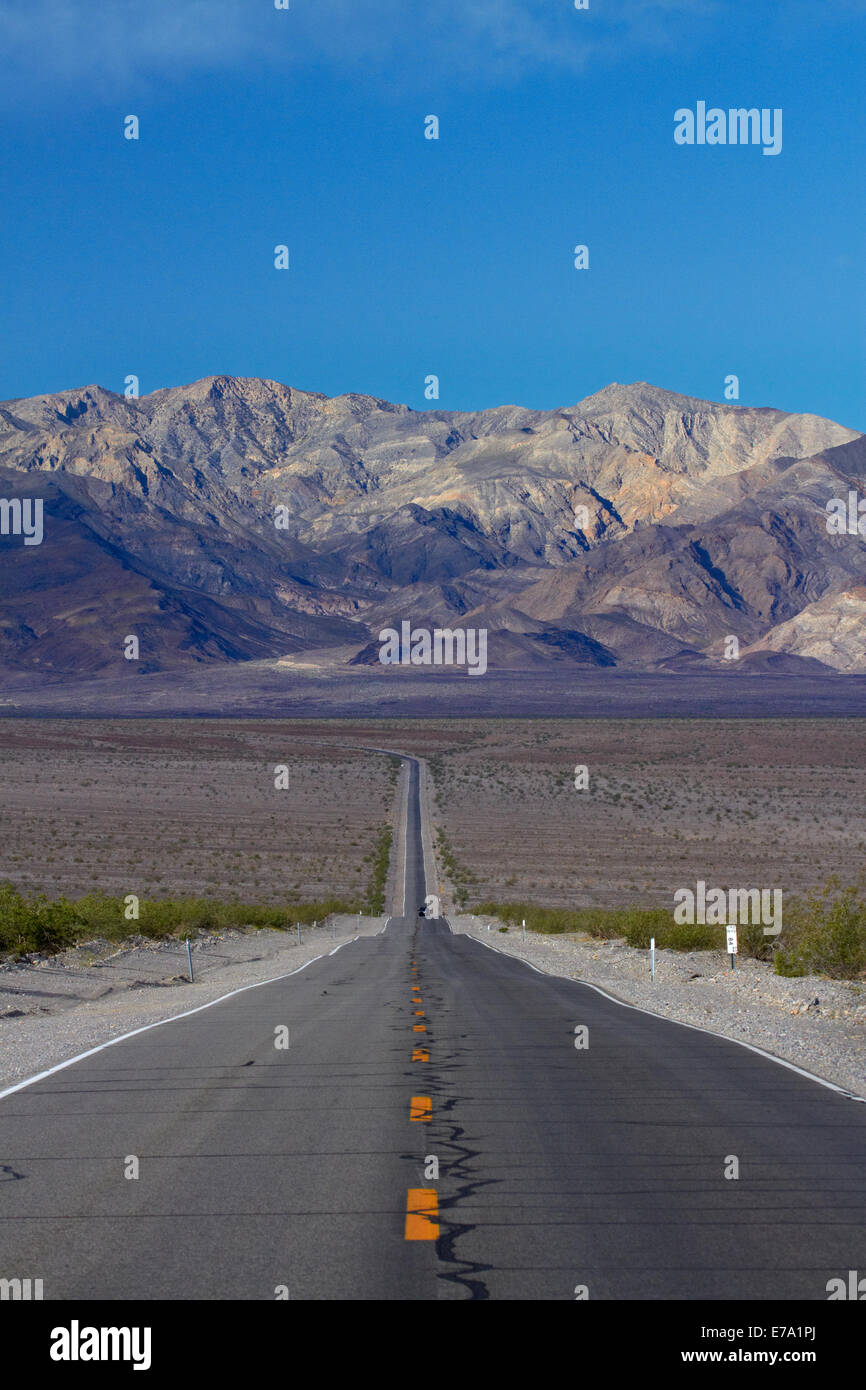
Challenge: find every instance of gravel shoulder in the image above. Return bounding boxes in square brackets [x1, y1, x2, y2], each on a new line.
[0, 915, 387, 1091]
[450, 915, 866, 1101]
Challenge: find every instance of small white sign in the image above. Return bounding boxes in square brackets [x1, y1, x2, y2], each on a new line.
[726, 925, 738, 955]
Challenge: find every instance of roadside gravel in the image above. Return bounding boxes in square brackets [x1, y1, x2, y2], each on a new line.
[0, 915, 386, 1092]
[450, 915, 866, 1100]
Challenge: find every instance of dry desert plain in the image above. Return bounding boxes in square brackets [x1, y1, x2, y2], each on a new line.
[0, 718, 862, 919]
[410, 718, 866, 912]
[0, 720, 398, 906]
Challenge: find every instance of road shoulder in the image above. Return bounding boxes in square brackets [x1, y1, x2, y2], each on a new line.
[450, 914, 866, 1101]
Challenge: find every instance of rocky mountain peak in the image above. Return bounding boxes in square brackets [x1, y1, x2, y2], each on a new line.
[0, 374, 863, 678]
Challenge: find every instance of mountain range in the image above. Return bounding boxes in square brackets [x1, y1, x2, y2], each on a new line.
[1, 374, 865, 681]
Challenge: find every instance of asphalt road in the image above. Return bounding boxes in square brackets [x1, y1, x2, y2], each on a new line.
[2, 754, 866, 1300]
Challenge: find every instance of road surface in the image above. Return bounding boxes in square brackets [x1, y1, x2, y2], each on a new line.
[2, 754, 866, 1300]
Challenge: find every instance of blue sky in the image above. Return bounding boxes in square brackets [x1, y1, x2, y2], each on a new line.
[0, 0, 864, 429]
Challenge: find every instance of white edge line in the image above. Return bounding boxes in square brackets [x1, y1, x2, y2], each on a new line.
[402, 761, 410, 917]
[2, 737, 412, 1105]
[0, 936, 359, 1103]
[463, 933, 866, 1106]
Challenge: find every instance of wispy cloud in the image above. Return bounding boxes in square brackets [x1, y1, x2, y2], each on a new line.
[0, 0, 724, 101]
[6, 0, 860, 106]
[0, 0, 264, 86]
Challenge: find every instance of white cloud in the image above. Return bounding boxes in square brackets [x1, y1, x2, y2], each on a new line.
[0, 0, 263, 86]
[0, 0, 739, 100]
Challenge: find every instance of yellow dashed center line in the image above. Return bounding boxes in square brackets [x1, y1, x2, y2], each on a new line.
[407, 960, 434, 1233]
[405, 1189, 438, 1240]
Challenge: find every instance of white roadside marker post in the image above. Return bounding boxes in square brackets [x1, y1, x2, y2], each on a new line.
[296, 921, 301, 946]
[522, 918, 526, 943]
[726, 924, 738, 971]
[186, 938, 194, 983]
[650, 937, 655, 983]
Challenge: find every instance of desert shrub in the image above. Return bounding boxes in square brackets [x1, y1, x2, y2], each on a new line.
[620, 916, 720, 951]
[0, 881, 362, 959]
[659, 922, 721, 952]
[437, 827, 475, 910]
[476, 879, 866, 980]
[735, 918, 776, 961]
[477, 900, 735, 954]
[365, 827, 392, 915]
[0, 882, 86, 954]
[475, 900, 673, 945]
[774, 878, 866, 979]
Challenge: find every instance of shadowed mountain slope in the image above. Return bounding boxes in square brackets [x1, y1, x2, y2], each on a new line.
[0, 376, 863, 677]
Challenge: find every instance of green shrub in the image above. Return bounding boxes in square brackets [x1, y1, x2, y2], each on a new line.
[476, 878, 866, 980]
[436, 827, 473, 909]
[476, 899, 729, 954]
[774, 953, 807, 978]
[736, 919, 776, 961]
[0, 880, 362, 959]
[0, 882, 86, 954]
[364, 826, 392, 915]
[660, 922, 722, 952]
[475, 900, 673, 945]
[774, 878, 866, 979]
